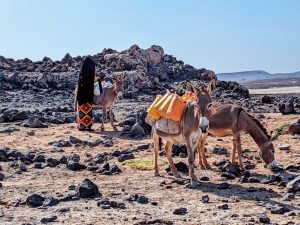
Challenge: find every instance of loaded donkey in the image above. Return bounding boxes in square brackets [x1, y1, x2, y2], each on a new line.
[150, 75, 217, 187]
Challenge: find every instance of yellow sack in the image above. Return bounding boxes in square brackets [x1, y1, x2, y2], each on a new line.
[147, 95, 162, 120]
[165, 94, 186, 121]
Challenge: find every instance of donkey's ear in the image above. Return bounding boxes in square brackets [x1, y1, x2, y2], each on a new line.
[207, 77, 216, 94]
[186, 80, 199, 95]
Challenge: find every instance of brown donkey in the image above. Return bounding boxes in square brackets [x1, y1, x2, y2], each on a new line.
[152, 101, 210, 187]
[198, 103, 277, 170]
[93, 74, 124, 131]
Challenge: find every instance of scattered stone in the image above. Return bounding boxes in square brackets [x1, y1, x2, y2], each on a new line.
[288, 119, 300, 135]
[212, 147, 228, 155]
[34, 162, 47, 169]
[221, 162, 241, 176]
[221, 172, 236, 180]
[69, 136, 82, 144]
[200, 176, 210, 181]
[202, 195, 209, 203]
[173, 207, 187, 215]
[278, 143, 291, 150]
[248, 177, 261, 183]
[286, 176, 300, 193]
[282, 193, 294, 201]
[59, 156, 67, 164]
[270, 205, 291, 215]
[0, 173, 4, 181]
[54, 140, 72, 148]
[136, 144, 150, 150]
[172, 144, 187, 156]
[259, 214, 270, 224]
[47, 157, 60, 167]
[218, 204, 229, 210]
[19, 163, 27, 172]
[110, 164, 122, 174]
[66, 154, 85, 171]
[284, 163, 300, 172]
[117, 154, 134, 162]
[33, 154, 46, 163]
[261, 95, 272, 104]
[96, 198, 111, 209]
[28, 118, 46, 128]
[26, 194, 45, 207]
[43, 197, 60, 206]
[130, 122, 145, 137]
[41, 215, 57, 224]
[78, 179, 101, 198]
[137, 195, 149, 204]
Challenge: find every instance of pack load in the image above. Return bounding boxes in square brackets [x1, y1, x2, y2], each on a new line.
[147, 91, 197, 123]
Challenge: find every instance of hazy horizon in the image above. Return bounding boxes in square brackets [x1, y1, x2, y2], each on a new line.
[1, 0, 300, 74]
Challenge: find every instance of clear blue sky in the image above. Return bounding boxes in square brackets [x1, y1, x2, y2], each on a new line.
[1, 0, 300, 73]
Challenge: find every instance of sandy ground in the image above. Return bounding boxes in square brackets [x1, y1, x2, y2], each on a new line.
[0, 114, 299, 225]
[249, 87, 300, 95]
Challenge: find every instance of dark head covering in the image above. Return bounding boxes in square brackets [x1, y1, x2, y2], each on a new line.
[76, 57, 95, 105]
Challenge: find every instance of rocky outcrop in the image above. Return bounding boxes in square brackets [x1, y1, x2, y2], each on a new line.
[0, 44, 249, 102]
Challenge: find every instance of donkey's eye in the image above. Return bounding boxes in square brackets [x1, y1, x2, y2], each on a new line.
[207, 103, 212, 110]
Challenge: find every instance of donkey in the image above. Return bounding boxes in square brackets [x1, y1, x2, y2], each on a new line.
[185, 77, 216, 169]
[93, 74, 124, 131]
[198, 103, 278, 170]
[152, 101, 209, 187]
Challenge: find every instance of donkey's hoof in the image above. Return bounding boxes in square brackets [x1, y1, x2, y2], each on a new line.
[174, 173, 183, 179]
[153, 171, 160, 177]
[204, 164, 211, 170]
[239, 164, 245, 171]
[187, 181, 199, 189]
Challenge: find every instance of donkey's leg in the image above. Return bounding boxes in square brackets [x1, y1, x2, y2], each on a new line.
[197, 140, 205, 169]
[235, 133, 244, 170]
[152, 130, 160, 177]
[187, 142, 199, 187]
[200, 134, 211, 169]
[101, 107, 106, 131]
[109, 105, 118, 131]
[231, 136, 237, 164]
[165, 141, 181, 178]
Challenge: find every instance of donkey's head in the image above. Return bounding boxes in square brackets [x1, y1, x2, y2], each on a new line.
[186, 75, 217, 131]
[112, 73, 125, 99]
[262, 135, 282, 171]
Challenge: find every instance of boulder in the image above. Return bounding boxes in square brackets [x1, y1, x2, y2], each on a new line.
[261, 95, 272, 104]
[289, 119, 300, 135]
[130, 122, 145, 137]
[26, 194, 45, 207]
[286, 176, 300, 193]
[78, 179, 101, 198]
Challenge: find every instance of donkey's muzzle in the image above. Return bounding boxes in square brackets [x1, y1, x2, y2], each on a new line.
[199, 117, 209, 133]
[201, 126, 209, 133]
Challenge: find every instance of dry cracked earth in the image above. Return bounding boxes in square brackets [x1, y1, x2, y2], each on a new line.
[0, 108, 300, 225]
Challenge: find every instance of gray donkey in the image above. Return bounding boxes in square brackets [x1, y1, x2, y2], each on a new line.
[93, 74, 124, 131]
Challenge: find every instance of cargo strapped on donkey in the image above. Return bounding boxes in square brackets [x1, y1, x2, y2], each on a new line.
[145, 91, 197, 134]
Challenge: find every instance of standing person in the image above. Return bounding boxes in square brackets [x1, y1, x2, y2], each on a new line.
[75, 57, 95, 131]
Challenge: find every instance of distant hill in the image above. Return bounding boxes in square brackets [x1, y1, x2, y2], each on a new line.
[217, 70, 300, 82]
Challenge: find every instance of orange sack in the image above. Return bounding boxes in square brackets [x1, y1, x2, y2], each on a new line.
[165, 94, 186, 121]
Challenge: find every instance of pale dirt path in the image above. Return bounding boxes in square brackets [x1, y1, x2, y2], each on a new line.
[0, 114, 299, 225]
[249, 86, 300, 95]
